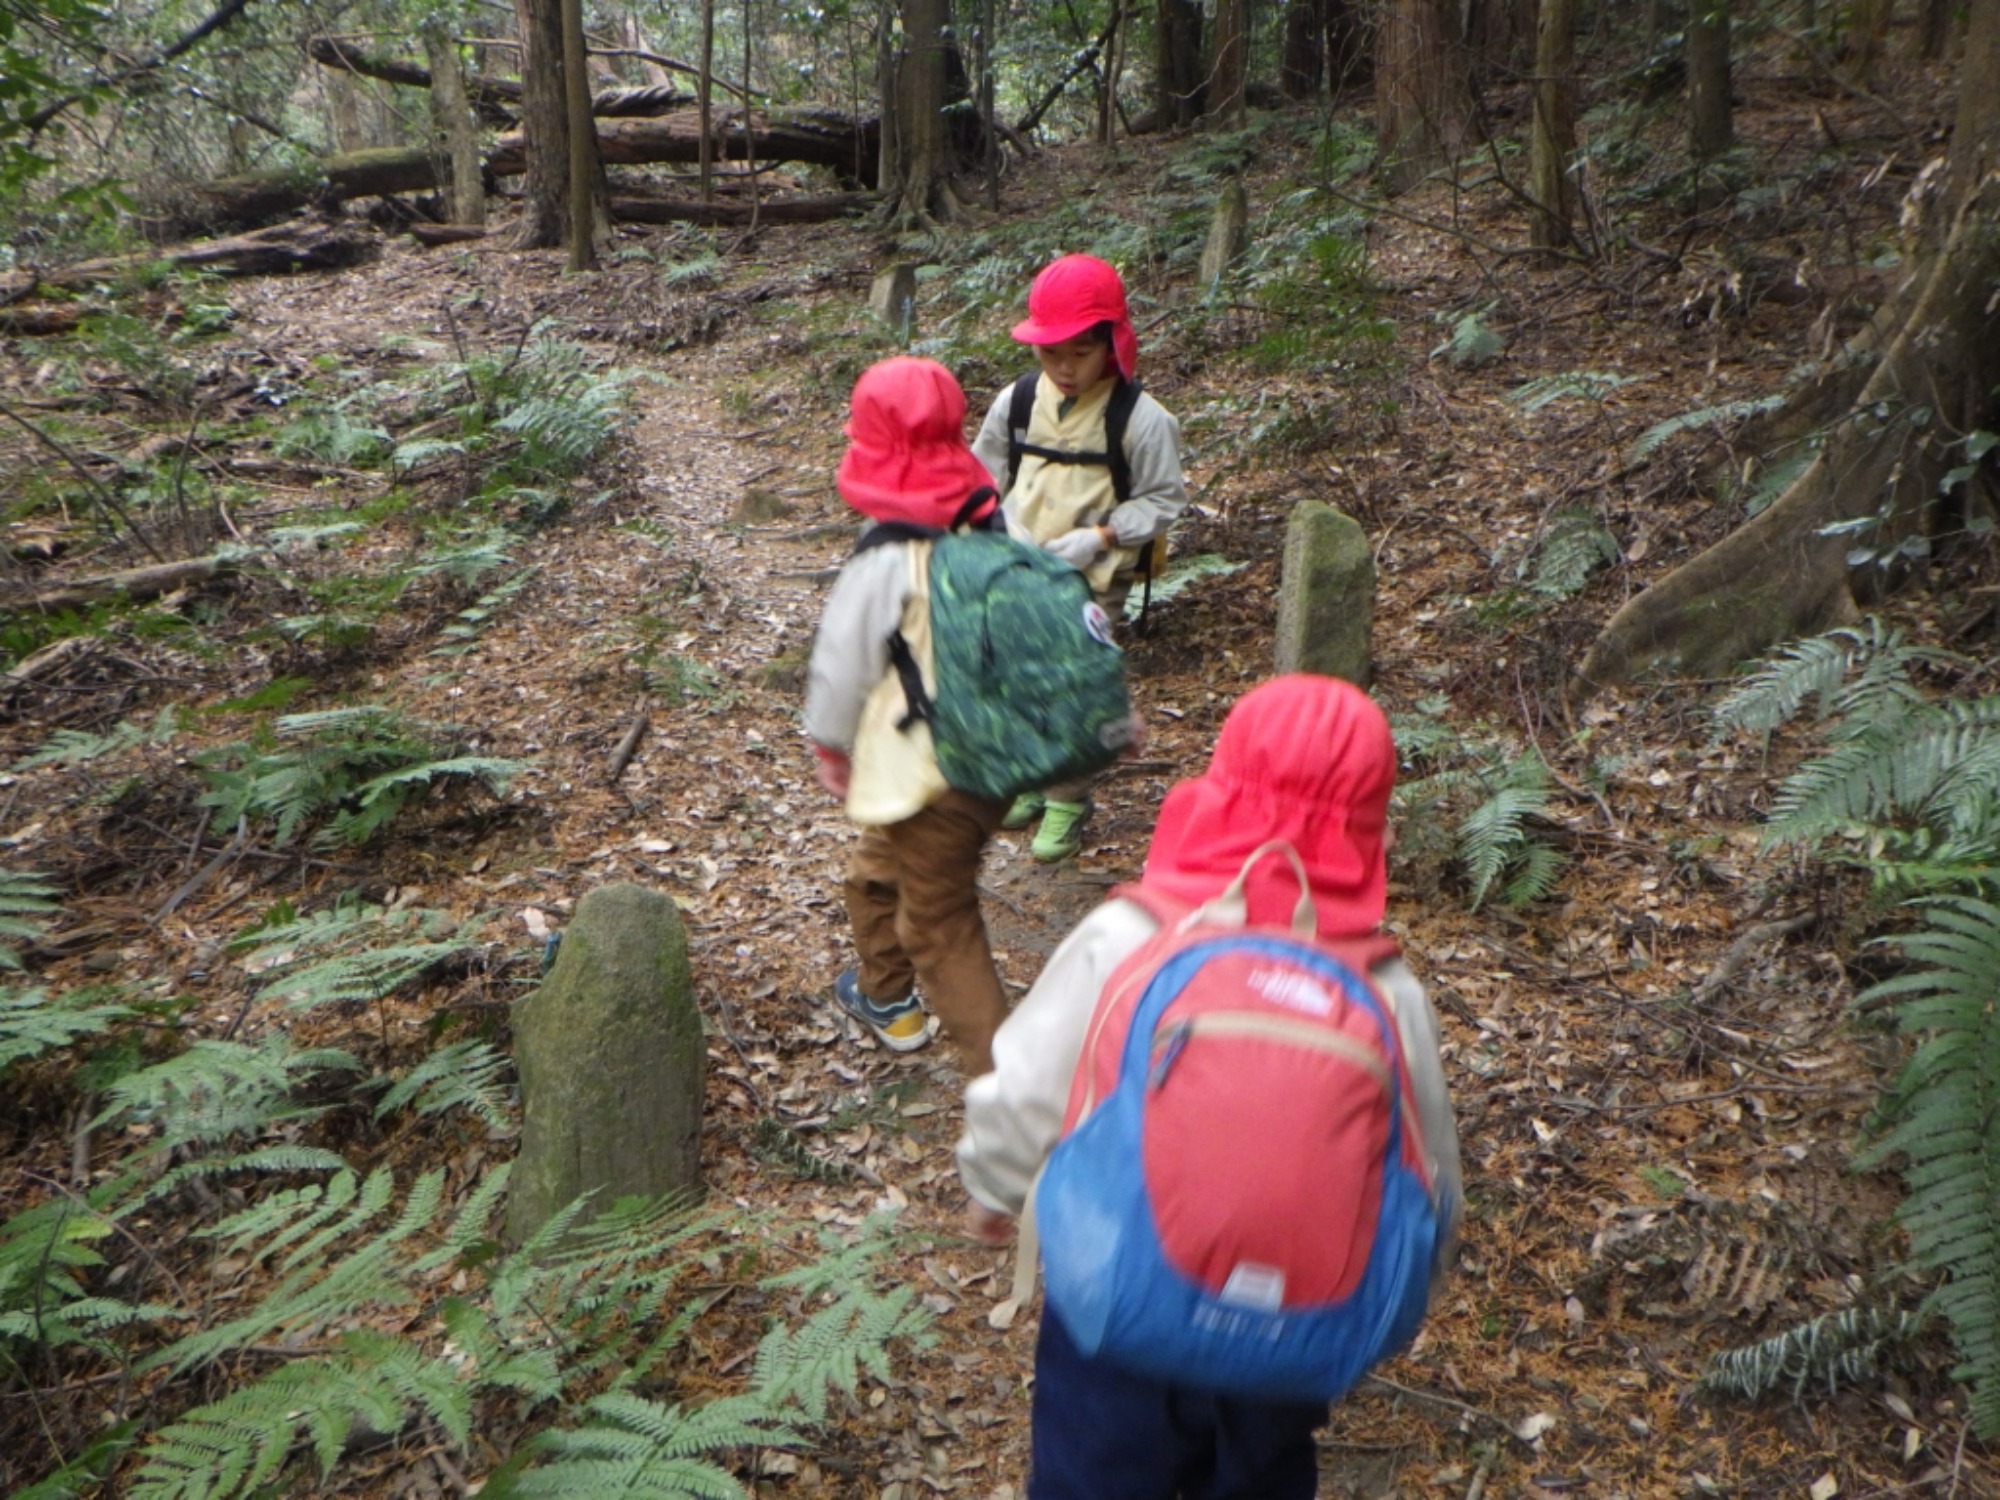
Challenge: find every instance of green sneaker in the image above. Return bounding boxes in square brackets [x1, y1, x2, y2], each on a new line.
[1032, 800, 1090, 863]
[1002, 791, 1046, 830]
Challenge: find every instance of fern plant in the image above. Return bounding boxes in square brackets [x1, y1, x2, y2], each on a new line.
[1525, 508, 1621, 599]
[0, 865, 58, 969]
[15, 707, 183, 770]
[1394, 734, 1566, 909]
[1715, 621, 2000, 1433]
[232, 900, 487, 1014]
[194, 705, 520, 848]
[0, 985, 131, 1071]
[1698, 1301, 1925, 1404]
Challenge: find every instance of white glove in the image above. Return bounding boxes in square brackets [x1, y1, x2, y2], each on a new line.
[1045, 526, 1108, 568]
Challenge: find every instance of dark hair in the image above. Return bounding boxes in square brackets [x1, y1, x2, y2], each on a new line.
[1088, 320, 1116, 348]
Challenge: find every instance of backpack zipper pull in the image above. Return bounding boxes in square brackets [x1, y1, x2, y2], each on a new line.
[1149, 1019, 1194, 1090]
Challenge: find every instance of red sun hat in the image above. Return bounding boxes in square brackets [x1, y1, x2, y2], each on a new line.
[1140, 674, 1396, 939]
[1011, 254, 1139, 382]
[835, 357, 999, 528]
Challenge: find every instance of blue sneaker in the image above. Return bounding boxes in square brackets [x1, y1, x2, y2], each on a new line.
[833, 969, 930, 1052]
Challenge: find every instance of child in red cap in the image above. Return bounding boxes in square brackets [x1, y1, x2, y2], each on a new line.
[955, 674, 1461, 1500]
[972, 254, 1188, 863]
[805, 357, 1013, 1075]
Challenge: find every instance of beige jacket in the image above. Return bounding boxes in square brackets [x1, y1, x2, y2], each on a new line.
[803, 537, 948, 826]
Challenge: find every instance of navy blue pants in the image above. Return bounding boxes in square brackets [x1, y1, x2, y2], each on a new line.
[1028, 1309, 1328, 1500]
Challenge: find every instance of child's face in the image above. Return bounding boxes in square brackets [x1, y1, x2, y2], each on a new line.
[1034, 334, 1113, 399]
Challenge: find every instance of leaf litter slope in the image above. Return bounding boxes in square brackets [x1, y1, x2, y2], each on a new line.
[3, 88, 1983, 1500]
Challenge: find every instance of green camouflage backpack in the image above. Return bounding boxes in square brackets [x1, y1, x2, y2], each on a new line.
[857, 494, 1134, 803]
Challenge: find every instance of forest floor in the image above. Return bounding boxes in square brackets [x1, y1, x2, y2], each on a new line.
[5, 47, 1999, 1500]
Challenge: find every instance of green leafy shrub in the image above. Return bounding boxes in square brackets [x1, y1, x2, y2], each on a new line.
[1393, 723, 1566, 909]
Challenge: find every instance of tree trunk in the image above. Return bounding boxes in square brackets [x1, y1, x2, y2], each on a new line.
[1211, 0, 1248, 122]
[1843, 0, 1893, 87]
[561, 0, 601, 269]
[1098, 1, 1124, 144]
[1375, 0, 1473, 192]
[1156, 0, 1205, 127]
[1527, 0, 1576, 253]
[515, 0, 569, 247]
[1687, 0, 1732, 205]
[421, 20, 486, 226]
[1578, 11, 2000, 698]
[699, 0, 716, 200]
[1281, 0, 1325, 99]
[886, 0, 951, 224]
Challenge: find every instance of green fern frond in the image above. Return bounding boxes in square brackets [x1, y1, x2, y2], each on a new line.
[96, 1036, 362, 1152]
[1698, 1302, 1924, 1403]
[1853, 897, 2000, 1436]
[1711, 618, 1952, 739]
[1628, 392, 1786, 463]
[10, 1420, 138, 1499]
[234, 902, 484, 1013]
[130, 1328, 474, 1500]
[1502, 840, 1567, 907]
[373, 1038, 513, 1128]
[750, 1282, 929, 1422]
[495, 1390, 792, 1499]
[0, 866, 59, 969]
[0, 1198, 166, 1353]
[0, 986, 130, 1070]
[1459, 753, 1556, 910]
[151, 1168, 439, 1375]
[144, 1145, 350, 1203]
[15, 708, 182, 770]
[1503, 370, 1637, 413]
[1527, 509, 1620, 598]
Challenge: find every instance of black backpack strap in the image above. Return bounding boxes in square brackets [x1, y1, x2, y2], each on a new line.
[949, 486, 1002, 533]
[886, 632, 934, 732]
[1103, 377, 1141, 503]
[852, 519, 942, 555]
[1004, 371, 1040, 492]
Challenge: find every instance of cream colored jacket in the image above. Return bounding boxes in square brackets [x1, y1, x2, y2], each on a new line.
[803, 537, 948, 826]
[972, 375, 1188, 599]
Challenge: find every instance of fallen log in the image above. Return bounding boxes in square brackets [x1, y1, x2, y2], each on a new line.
[0, 304, 83, 336]
[166, 109, 880, 232]
[37, 222, 377, 290]
[19, 553, 243, 614]
[409, 222, 489, 246]
[488, 108, 880, 183]
[607, 192, 869, 225]
[306, 36, 685, 122]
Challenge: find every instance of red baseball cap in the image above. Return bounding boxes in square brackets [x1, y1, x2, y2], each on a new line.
[1011, 254, 1139, 381]
[836, 357, 998, 528]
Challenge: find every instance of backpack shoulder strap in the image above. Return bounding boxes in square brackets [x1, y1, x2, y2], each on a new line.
[1103, 377, 1141, 503]
[1004, 372, 1040, 492]
[852, 520, 941, 555]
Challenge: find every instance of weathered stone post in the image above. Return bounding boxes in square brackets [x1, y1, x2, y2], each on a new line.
[1200, 177, 1249, 287]
[505, 882, 703, 1245]
[1274, 500, 1373, 684]
[868, 263, 917, 341]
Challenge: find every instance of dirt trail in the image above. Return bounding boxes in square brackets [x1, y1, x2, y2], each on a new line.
[9, 106, 1977, 1494]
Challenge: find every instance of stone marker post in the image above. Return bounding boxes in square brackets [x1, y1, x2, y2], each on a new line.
[1200, 177, 1249, 287]
[506, 882, 703, 1245]
[868, 263, 917, 341]
[1274, 499, 1374, 684]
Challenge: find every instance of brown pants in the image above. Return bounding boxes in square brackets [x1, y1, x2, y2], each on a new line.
[844, 788, 1009, 1076]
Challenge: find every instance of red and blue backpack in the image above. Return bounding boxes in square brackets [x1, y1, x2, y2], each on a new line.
[1025, 843, 1451, 1401]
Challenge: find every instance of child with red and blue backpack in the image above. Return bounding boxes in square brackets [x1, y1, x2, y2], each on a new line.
[955, 674, 1461, 1500]
[971, 254, 1188, 863]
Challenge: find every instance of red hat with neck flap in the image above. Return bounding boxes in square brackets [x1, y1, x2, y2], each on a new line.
[1140, 675, 1396, 939]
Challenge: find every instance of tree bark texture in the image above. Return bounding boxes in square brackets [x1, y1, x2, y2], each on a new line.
[1375, 0, 1474, 192]
[1281, 0, 1325, 99]
[1686, 0, 1733, 174]
[421, 22, 487, 226]
[1528, 0, 1577, 253]
[561, 0, 602, 268]
[1211, 0, 1248, 122]
[514, 0, 569, 248]
[1155, 0, 1205, 128]
[887, 0, 951, 223]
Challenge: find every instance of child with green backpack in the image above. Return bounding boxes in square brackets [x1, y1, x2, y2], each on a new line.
[972, 254, 1188, 863]
[807, 357, 1134, 1076]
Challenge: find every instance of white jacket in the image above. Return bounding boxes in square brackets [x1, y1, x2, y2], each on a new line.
[956, 899, 1464, 1272]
